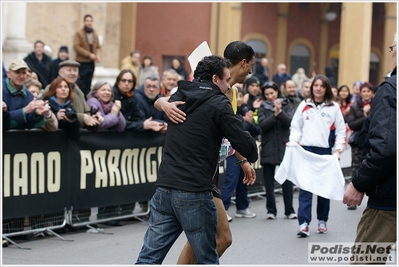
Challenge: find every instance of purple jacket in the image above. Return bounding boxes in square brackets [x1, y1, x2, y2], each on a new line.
[86, 97, 126, 132]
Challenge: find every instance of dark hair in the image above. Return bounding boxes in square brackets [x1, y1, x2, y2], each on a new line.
[310, 75, 334, 103]
[235, 84, 244, 95]
[337, 85, 351, 103]
[142, 55, 154, 68]
[83, 14, 93, 21]
[130, 50, 140, 57]
[261, 81, 281, 99]
[34, 40, 45, 48]
[114, 69, 136, 90]
[223, 41, 255, 66]
[360, 82, 374, 93]
[43, 77, 74, 103]
[193, 55, 231, 82]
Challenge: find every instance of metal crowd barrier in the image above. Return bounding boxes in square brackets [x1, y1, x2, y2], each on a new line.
[2, 201, 151, 249]
[67, 201, 151, 228]
[2, 210, 68, 249]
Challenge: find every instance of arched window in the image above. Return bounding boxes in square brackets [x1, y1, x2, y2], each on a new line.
[290, 44, 310, 76]
[246, 40, 268, 73]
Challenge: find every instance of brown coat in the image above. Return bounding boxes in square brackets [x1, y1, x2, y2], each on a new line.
[73, 28, 101, 63]
[120, 55, 140, 88]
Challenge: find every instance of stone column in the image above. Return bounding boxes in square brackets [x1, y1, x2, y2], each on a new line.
[275, 3, 289, 66]
[318, 4, 330, 75]
[2, 2, 33, 68]
[338, 2, 373, 89]
[211, 2, 242, 56]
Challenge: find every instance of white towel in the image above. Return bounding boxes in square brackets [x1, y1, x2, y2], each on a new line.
[275, 142, 345, 200]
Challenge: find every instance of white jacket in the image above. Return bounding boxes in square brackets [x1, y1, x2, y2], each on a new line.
[289, 99, 346, 151]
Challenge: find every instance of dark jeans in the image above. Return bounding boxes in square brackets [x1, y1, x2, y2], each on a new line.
[221, 154, 249, 211]
[263, 163, 295, 216]
[297, 146, 332, 225]
[77, 61, 95, 98]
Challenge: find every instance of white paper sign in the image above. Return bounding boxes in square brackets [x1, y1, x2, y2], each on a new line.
[187, 41, 212, 73]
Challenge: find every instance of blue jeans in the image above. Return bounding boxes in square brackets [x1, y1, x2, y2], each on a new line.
[136, 187, 219, 264]
[222, 154, 249, 211]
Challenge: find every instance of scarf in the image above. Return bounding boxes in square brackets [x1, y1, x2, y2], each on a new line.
[261, 98, 286, 112]
[261, 99, 275, 111]
[362, 99, 371, 107]
[50, 96, 71, 110]
[92, 92, 114, 114]
[118, 87, 134, 98]
[84, 27, 94, 52]
[84, 26, 93, 33]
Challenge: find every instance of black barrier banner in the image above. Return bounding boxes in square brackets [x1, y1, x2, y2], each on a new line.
[2, 130, 165, 219]
[68, 130, 164, 210]
[3, 129, 264, 220]
[3, 130, 72, 219]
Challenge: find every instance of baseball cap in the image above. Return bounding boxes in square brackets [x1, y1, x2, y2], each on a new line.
[9, 59, 29, 71]
[59, 46, 69, 53]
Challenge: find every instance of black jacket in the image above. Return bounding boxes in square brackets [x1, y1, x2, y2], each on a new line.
[347, 97, 370, 132]
[258, 98, 293, 165]
[172, 65, 189, 80]
[46, 97, 81, 140]
[24, 52, 53, 88]
[237, 104, 260, 138]
[112, 86, 145, 131]
[156, 80, 258, 192]
[352, 67, 396, 210]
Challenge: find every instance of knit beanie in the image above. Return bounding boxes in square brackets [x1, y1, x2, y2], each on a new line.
[244, 76, 260, 89]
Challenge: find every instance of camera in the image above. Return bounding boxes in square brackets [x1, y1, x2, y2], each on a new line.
[87, 107, 99, 132]
[64, 107, 77, 122]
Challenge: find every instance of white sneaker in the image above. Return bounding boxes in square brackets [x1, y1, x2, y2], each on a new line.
[317, 220, 328, 234]
[235, 208, 256, 218]
[225, 211, 232, 222]
[286, 213, 297, 219]
[297, 222, 310, 237]
[267, 213, 276, 220]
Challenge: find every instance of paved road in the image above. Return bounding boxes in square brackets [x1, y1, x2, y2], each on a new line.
[2, 183, 396, 266]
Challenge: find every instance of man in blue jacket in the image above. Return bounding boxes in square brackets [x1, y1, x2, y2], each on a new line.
[343, 32, 397, 264]
[3, 59, 46, 129]
[134, 76, 168, 133]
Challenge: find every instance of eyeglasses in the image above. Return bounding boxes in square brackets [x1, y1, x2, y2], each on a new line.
[120, 79, 134, 84]
[389, 44, 396, 53]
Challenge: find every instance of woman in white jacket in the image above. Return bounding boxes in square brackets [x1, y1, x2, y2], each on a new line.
[289, 74, 346, 237]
